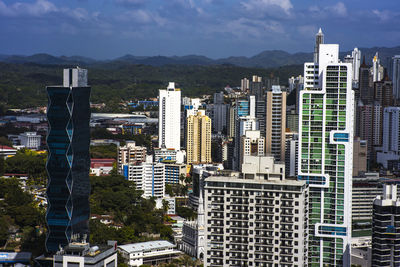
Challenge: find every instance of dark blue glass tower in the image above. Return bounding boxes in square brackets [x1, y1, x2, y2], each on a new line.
[45, 68, 91, 253]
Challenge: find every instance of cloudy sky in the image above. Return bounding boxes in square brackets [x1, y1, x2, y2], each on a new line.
[0, 0, 399, 59]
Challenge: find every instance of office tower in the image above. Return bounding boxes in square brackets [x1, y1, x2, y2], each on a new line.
[285, 132, 298, 178]
[286, 109, 299, 133]
[372, 103, 383, 148]
[374, 73, 393, 107]
[186, 110, 212, 164]
[122, 161, 165, 198]
[204, 155, 308, 267]
[117, 141, 147, 173]
[265, 75, 280, 91]
[392, 55, 400, 101]
[241, 78, 250, 92]
[46, 68, 91, 252]
[313, 28, 324, 63]
[212, 92, 228, 134]
[358, 104, 374, 158]
[266, 85, 286, 161]
[239, 130, 265, 170]
[372, 184, 400, 267]
[377, 107, 400, 169]
[353, 137, 367, 176]
[359, 57, 373, 105]
[250, 75, 263, 97]
[299, 38, 354, 265]
[159, 82, 181, 150]
[227, 106, 236, 138]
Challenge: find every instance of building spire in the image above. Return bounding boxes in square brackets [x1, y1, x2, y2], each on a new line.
[314, 28, 324, 63]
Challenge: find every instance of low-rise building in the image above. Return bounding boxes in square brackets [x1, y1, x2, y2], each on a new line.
[35, 241, 118, 267]
[19, 131, 41, 149]
[164, 163, 186, 184]
[90, 158, 115, 176]
[118, 240, 182, 267]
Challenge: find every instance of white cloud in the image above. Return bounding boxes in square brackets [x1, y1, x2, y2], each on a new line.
[114, 0, 146, 6]
[308, 2, 347, 18]
[119, 9, 167, 26]
[0, 0, 58, 17]
[241, 0, 293, 15]
[210, 17, 284, 39]
[330, 2, 347, 17]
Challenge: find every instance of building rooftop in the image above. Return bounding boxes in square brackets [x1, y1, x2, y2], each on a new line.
[118, 240, 175, 254]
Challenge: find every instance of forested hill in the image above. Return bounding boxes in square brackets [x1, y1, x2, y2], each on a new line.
[0, 62, 303, 111]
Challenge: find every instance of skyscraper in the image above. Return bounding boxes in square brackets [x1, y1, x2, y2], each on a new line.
[265, 85, 286, 162]
[372, 184, 400, 267]
[359, 56, 373, 105]
[299, 31, 354, 266]
[186, 110, 212, 164]
[159, 82, 181, 150]
[46, 68, 91, 252]
[392, 55, 400, 101]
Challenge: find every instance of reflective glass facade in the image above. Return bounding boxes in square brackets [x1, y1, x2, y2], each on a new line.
[46, 85, 91, 253]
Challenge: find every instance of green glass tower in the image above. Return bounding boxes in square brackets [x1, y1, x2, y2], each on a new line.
[298, 30, 354, 266]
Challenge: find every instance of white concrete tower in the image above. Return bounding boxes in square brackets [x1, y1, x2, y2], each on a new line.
[158, 82, 181, 150]
[299, 36, 354, 266]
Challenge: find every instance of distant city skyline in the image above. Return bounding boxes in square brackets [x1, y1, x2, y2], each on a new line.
[0, 0, 399, 59]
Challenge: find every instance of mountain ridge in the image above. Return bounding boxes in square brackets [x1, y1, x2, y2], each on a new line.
[1, 46, 399, 68]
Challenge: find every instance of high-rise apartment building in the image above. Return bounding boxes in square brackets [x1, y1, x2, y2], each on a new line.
[353, 137, 367, 176]
[372, 184, 400, 267]
[359, 57, 373, 105]
[285, 132, 298, 178]
[46, 68, 91, 252]
[266, 85, 286, 162]
[239, 130, 264, 170]
[122, 162, 165, 198]
[186, 110, 212, 164]
[392, 55, 400, 101]
[233, 116, 258, 170]
[204, 155, 308, 266]
[211, 92, 228, 134]
[159, 82, 181, 150]
[298, 32, 354, 266]
[117, 141, 147, 173]
[377, 107, 400, 169]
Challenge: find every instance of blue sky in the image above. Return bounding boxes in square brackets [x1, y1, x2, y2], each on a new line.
[0, 0, 399, 59]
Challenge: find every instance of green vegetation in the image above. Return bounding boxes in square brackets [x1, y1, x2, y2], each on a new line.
[0, 62, 302, 111]
[90, 144, 118, 159]
[0, 178, 46, 255]
[4, 149, 47, 185]
[89, 174, 173, 245]
[91, 128, 152, 148]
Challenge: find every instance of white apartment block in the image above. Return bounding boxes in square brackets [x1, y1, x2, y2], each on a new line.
[239, 130, 265, 170]
[204, 155, 308, 267]
[159, 82, 181, 150]
[122, 162, 165, 198]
